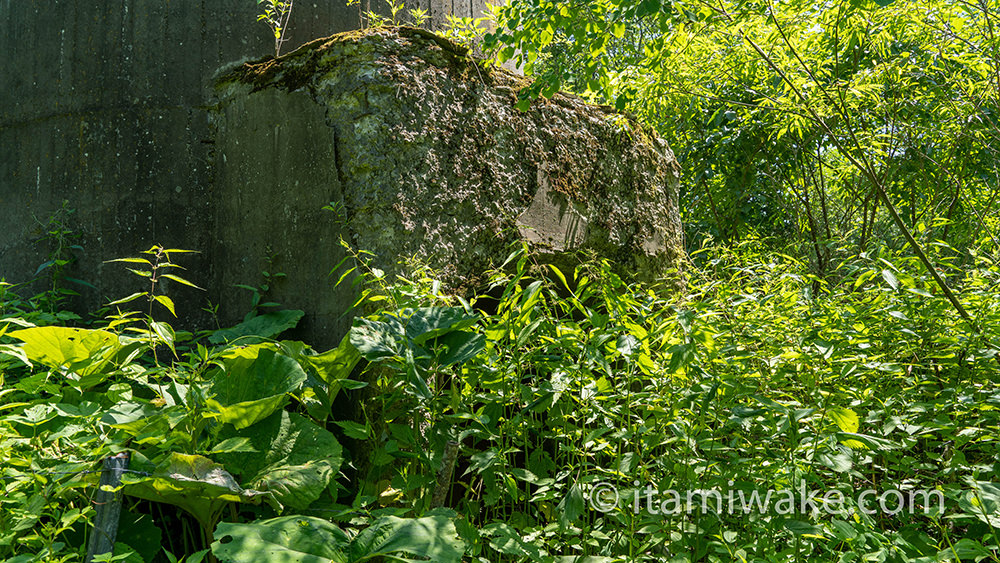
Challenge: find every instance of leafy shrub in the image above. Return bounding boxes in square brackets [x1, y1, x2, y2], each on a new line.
[1, 241, 998, 562]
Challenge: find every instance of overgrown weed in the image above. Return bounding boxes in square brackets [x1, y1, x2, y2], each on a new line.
[0, 240, 997, 562]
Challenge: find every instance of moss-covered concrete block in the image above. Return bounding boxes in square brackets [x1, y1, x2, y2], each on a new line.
[213, 26, 683, 306]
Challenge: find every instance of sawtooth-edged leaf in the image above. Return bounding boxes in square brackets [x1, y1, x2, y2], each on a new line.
[827, 406, 860, 433]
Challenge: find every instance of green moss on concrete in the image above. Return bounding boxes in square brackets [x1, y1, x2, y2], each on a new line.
[212, 26, 683, 293]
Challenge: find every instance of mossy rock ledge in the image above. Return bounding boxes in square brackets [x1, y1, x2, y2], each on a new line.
[212, 26, 682, 315]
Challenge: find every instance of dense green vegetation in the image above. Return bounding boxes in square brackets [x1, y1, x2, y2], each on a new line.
[2, 0, 1000, 561]
[2, 240, 998, 561]
[488, 0, 1000, 259]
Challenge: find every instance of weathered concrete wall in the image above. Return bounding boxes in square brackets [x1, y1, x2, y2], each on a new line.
[212, 28, 683, 331]
[1, 3, 682, 349]
[212, 87, 358, 346]
[0, 1, 491, 334]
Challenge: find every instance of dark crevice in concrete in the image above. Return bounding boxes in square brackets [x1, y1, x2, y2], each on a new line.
[331, 124, 352, 229]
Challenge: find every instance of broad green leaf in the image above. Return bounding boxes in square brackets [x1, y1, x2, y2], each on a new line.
[482, 522, 543, 559]
[539, 27, 554, 47]
[783, 519, 825, 537]
[434, 331, 486, 366]
[221, 411, 343, 510]
[400, 307, 479, 345]
[150, 321, 177, 357]
[208, 394, 288, 430]
[5, 404, 57, 426]
[123, 453, 264, 530]
[827, 406, 860, 433]
[102, 402, 170, 437]
[557, 483, 584, 528]
[204, 437, 256, 454]
[255, 460, 335, 511]
[116, 511, 164, 563]
[959, 480, 1000, 527]
[350, 513, 465, 562]
[212, 516, 350, 563]
[938, 539, 994, 561]
[818, 449, 854, 473]
[211, 345, 307, 406]
[350, 317, 402, 360]
[207, 346, 307, 428]
[10, 327, 120, 381]
[308, 334, 361, 399]
[209, 310, 305, 344]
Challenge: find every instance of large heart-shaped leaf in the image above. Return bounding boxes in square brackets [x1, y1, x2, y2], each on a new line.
[350, 317, 404, 360]
[211, 514, 465, 563]
[399, 307, 479, 345]
[350, 513, 465, 562]
[212, 516, 350, 563]
[220, 411, 343, 510]
[123, 453, 264, 530]
[9, 327, 120, 388]
[208, 345, 307, 428]
[101, 402, 171, 437]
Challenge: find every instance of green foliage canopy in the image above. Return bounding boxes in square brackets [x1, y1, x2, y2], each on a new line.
[486, 0, 1000, 265]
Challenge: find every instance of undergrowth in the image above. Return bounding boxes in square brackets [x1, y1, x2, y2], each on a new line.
[0, 240, 998, 562]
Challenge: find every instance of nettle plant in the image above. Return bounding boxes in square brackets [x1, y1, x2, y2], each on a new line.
[334, 243, 1000, 562]
[0, 246, 468, 562]
[1, 238, 999, 562]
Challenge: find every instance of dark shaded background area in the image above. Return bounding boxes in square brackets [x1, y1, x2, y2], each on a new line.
[0, 1, 488, 346]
